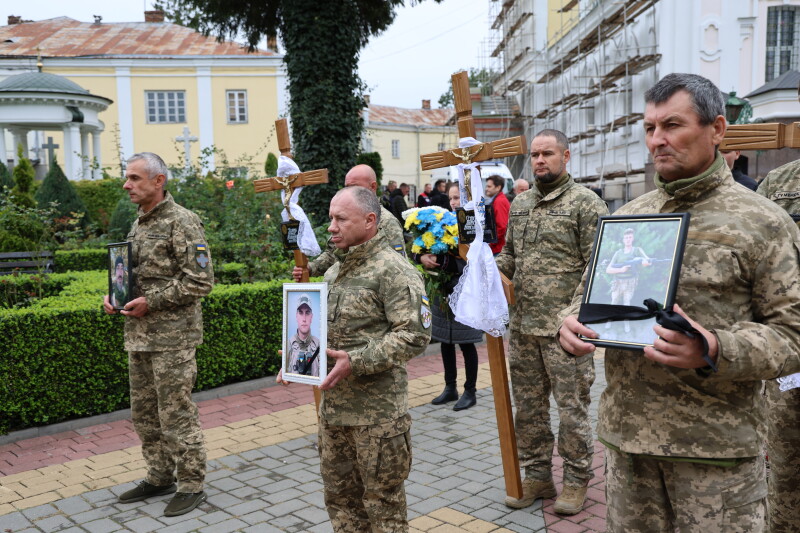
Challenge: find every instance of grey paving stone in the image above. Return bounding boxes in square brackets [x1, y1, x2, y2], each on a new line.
[200, 492, 241, 509]
[70, 504, 119, 523]
[0, 512, 32, 530]
[264, 496, 306, 516]
[197, 510, 234, 525]
[158, 518, 207, 533]
[199, 518, 249, 532]
[241, 523, 285, 533]
[208, 477, 246, 492]
[122, 516, 165, 533]
[54, 527, 85, 533]
[408, 495, 450, 515]
[83, 517, 124, 533]
[232, 467, 269, 482]
[239, 509, 274, 525]
[263, 487, 305, 505]
[405, 483, 440, 499]
[81, 489, 117, 504]
[230, 485, 265, 500]
[21, 504, 58, 521]
[294, 506, 331, 525]
[32, 514, 74, 533]
[225, 498, 268, 517]
[53, 496, 93, 515]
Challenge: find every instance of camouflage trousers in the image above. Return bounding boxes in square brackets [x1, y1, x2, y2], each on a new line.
[605, 447, 767, 532]
[319, 414, 412, 533]
[610, 277, 637, 305]
[129, 348, 206, 493]
[508, 332, 594, 485]
[766, 380, 800, 533]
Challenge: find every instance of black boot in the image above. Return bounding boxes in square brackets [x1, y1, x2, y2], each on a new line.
[431, 384, 458, 405]
[453, 388, 476, 411]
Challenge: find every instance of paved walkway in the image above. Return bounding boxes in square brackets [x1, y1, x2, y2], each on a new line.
[0, 343, 607, 533]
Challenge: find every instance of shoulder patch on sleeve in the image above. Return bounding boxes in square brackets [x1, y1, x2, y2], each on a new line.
[394, 244, 407, 257]
[420, 295, 432, 329]
[195, 244, 210, 269]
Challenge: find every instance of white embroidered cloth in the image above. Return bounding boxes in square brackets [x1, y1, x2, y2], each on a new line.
[448, 137, 509, 337]
[777, 372, 800, 392]
[277, 156, 321, 257]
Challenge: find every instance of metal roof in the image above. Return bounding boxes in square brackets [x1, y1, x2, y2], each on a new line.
[368, 104, 453, 127]
[746, 70, 800, 98]
[0, 71, 89, 94]
[0, 17, 273, 58]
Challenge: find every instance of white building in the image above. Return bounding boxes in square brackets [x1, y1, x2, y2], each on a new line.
[489, 0, 800, 210]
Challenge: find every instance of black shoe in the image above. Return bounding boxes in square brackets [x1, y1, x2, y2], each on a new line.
[118, 480, 177, 503]
[453, 388, 476, 411]
[164, 491, 207, 517]
[431, 384, 458, 405]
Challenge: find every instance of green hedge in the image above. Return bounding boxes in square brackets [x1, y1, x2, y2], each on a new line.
[73, 178, 125, 233]
[54, 248, 108, 273]
[0, 271, 286, 435]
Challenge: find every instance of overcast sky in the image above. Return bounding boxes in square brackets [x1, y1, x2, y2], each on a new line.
[13, 0, 493, 110]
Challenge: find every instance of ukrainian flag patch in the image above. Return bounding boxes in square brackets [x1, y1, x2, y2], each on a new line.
[195, 244, 210, 268]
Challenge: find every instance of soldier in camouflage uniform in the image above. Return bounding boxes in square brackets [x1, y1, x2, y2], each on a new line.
[110, 255, 128, 308]
[295, 164, 405, 282]
[756, 158, 800, 533]
[310, 186, 430, 532]
[103, 152, 213, 518]
[495, 129, 608, 514]
[286, 293, 321, 377]
[559, 74, 800, 532]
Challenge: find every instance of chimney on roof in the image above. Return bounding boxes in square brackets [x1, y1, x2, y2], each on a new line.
[93, 15, 102, 24]
[421, 99, 431, 110]
[144, 10, 165, 23]
[266, 34, 278, 53]
[8, 15, 22, 25]
[364, 94, 371, 106]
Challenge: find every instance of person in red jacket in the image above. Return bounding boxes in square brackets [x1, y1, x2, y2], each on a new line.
[484, 174, 510, 255]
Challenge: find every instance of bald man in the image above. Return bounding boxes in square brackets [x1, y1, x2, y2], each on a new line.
[508, 179, 530, 203]
[295, 165, 406, 281]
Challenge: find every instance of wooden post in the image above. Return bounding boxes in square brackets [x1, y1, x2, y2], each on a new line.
[420, 71, 525, 499]
[254, 118, 328, 411]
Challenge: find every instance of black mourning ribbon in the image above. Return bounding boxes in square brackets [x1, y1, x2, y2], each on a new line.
[578, 298, 717, 372]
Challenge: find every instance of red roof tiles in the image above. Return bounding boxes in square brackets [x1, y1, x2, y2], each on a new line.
[368, 104, 453, 127]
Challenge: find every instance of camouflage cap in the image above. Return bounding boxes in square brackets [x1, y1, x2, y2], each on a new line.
[297, 293, 312, 311]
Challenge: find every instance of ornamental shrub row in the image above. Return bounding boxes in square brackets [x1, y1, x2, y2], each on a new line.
[0, 271, 286, 435]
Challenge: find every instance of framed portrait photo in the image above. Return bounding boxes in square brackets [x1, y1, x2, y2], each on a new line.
[282, 282, 328, 385]
[578, 213, 690, 350]
[107, 242, 133, 311]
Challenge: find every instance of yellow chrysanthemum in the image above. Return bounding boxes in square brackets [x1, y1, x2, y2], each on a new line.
[442, 234, 456, 246]
[435, 212, 443, 221]
[411, 244, 423, 254]
[445, 224, 458, 236]
[421, 231, 436, 248]
[404, 212, 419, 230]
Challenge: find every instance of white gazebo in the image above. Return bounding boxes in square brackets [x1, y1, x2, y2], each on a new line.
[0, 70, 112, 179]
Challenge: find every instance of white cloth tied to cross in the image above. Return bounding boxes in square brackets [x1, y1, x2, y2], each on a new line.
[448, 137, 509, 337]
[778, 372, 800, 392]
[277, 156, 321, 257]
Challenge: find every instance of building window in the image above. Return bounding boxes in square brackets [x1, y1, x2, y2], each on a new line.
[363, 137, 373, 152]
[146, 91, 186, 123]
[392, 139, 400, 158]
[227, 90, 248, 123]
[766, 6, 800, 81]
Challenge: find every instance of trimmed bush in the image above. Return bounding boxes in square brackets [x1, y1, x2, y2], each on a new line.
[0, 271, 286, 435]
[108, 196, 138, 241]
[0, 161, 13, 193]
[35, 159, 91, 227]
[54, 248, 108, 273]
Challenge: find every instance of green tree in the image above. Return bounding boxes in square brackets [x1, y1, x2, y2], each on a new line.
[11, 146, 36, 209]
[155, 0, 442, 224]
[35, 159, 91, 227]
[438, 67, 498, 108]
[264, 152, 278, 177]
[0, 160, 13, 195]
[108, 196, 138, 241]
[355, 151, 384, 189]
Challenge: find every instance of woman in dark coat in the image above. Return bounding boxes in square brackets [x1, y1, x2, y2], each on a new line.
[413, 182, 483, 410]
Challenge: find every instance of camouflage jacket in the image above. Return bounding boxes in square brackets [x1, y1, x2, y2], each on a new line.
[309, 205, 405, 277]
[562, 155, 800, 458]
[124, 192, 214, 351]
[287, 333, 320, 376]
[322, 232, 431, 426]
[495, 174, 608, 336]
[757, 158, 800, 216]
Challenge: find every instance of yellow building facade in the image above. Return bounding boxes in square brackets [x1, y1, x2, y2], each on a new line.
[0, 14, 285, 178]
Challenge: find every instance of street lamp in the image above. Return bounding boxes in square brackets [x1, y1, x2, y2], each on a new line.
[725, 91, 748, 124]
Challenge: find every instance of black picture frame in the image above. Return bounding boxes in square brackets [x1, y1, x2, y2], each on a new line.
[578, 213, 690, 350]
[107, 242, 133, 311]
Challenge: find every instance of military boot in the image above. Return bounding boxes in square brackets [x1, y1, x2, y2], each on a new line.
[118, 480, 176, 503]
[504, 478, 556, 509]
[553, 484, 588, 515]
[163, 491, 207, 517]
[431, 384, 458, 405]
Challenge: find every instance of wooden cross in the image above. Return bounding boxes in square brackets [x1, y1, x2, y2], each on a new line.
[721, 122, 800, 150]
[253, 118, 329, 283]
[420, 70, 526, 500]
[175, 126, 198, 172]
[253, 118, 329, 411]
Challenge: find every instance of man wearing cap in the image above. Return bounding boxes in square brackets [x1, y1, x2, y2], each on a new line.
[286, 294, 320, 377]
[295, 164, 405, 281]
[110, 255, 128, 308]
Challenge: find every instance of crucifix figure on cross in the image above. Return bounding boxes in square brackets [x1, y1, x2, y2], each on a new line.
[420, 70, 527, 501]
[253, 118, 328, 282]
